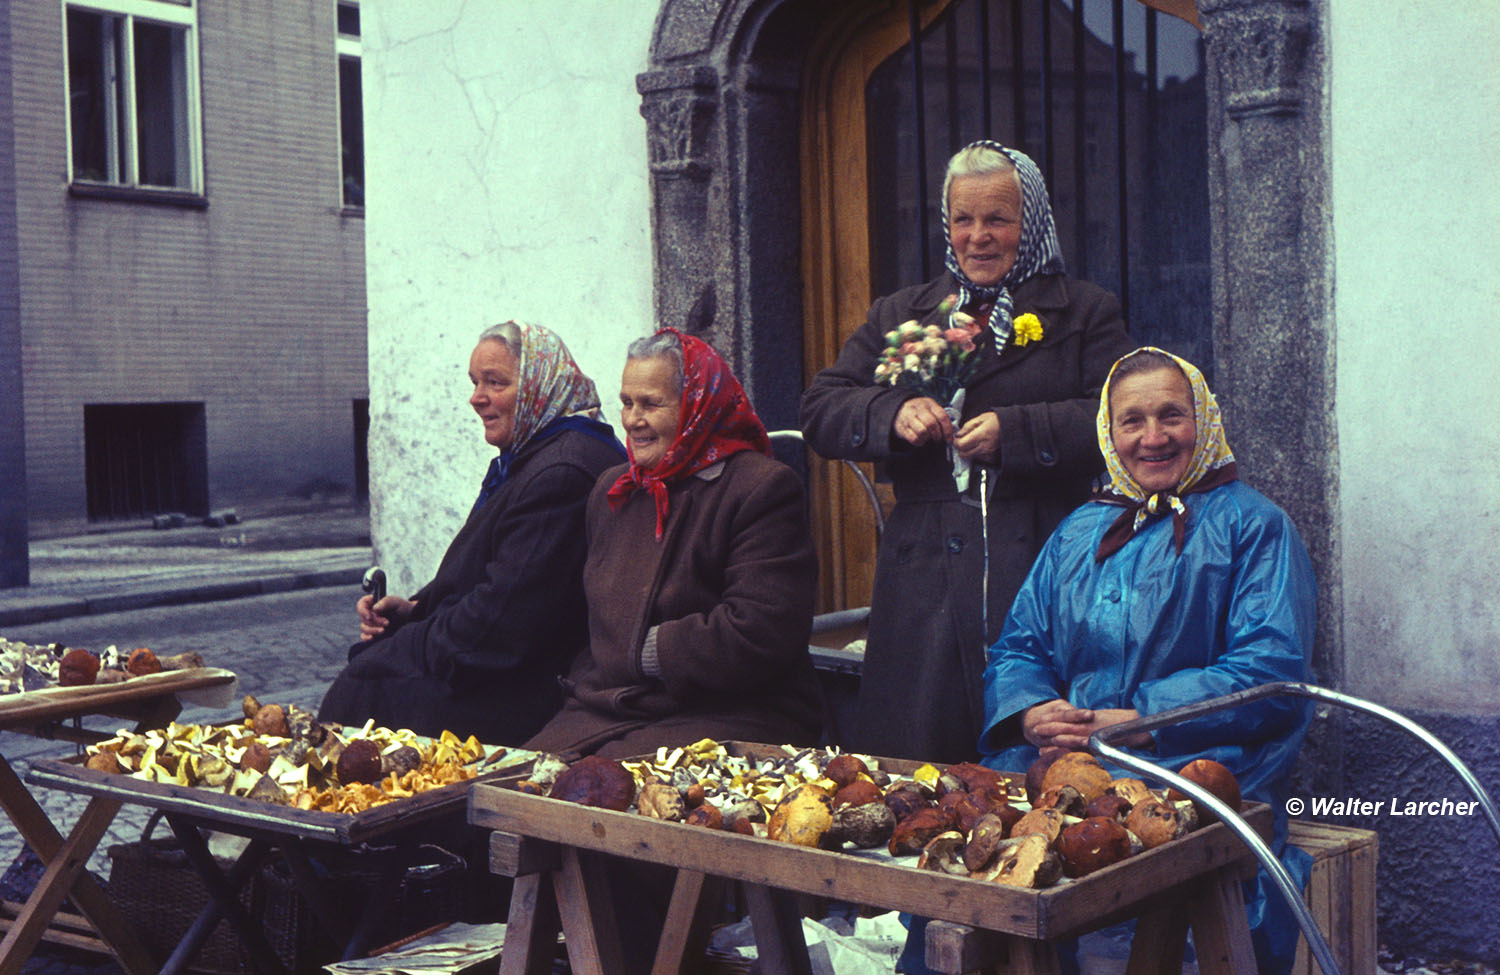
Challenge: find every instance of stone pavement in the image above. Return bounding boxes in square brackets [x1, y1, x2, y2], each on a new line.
[0, 502, 371, 973]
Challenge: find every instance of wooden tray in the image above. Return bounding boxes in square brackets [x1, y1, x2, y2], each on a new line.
[28, 743, 537, 846]
[467, 742, 1272, 941]
[0, 668, 237, 730]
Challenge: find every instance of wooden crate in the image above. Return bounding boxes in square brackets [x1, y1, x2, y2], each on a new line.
[1288, 820, 1377, 975]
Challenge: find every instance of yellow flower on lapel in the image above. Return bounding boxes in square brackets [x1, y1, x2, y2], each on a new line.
[1012, 313, 1043, 347]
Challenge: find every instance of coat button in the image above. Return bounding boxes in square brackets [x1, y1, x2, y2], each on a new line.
[947, 535, 964, 553]
[1106, 590, 1121, 603]
[1039, 450, 1055, 464]
[852, 429, 865, 446]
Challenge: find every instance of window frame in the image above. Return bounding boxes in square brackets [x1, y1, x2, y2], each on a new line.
[62, 0, 204, 197]
[335, 0, 363, 210]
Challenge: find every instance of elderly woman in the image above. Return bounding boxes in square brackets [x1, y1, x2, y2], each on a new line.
[525, 328, 821, 760]
[979, 347, 1315, 972]
[800, 140, 1134, 764]
[319, 321, 624, 744]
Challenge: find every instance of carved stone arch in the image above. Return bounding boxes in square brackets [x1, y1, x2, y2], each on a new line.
[638, 0, 1336, 684]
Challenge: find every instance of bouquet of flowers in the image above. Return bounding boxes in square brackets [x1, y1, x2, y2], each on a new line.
[873, 294, 983, 491]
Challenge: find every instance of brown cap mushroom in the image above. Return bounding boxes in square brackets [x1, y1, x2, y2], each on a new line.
[1167, 759, 1242, 824]
[1057, 817, 1134, 877]
[767, 784, 835, 847]
[974, 834, 1062, 889]
[549, 755, 638, 812]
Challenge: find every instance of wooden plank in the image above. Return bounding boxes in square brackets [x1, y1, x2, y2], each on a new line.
[1350, 841, 1378, 975]
[1125, 903, 1188, 975]
[489, 832, 561, 878]
[653, 870, 724, 975]
[498, 873, 561, 975]
[0, 669, 235, 730]
[925, 920, 1005, 974]
[553, 849, 626, 974]
[470, 780, 1269, 942]
[744, 883, 813, 975]
[1185, 869, 1257, 975]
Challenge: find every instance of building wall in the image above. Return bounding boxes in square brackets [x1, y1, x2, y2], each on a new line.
[1330, 1, 1500, 715]
[11, 0, 367, 531]
[361, 3, 656, 594]
[1326, 1, 1500, 957]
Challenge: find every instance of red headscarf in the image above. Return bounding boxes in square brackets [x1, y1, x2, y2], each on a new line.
[606, 329, 772, 538]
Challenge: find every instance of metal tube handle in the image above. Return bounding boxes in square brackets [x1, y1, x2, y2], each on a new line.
[1090, 681, 1500, 975]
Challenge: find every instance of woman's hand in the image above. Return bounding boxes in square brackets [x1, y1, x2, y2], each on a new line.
[1022, 699, 1153, 751]
[893, 396, 954, 447]
[357, 594, 418, 641]
[954, 412, 1002, 462]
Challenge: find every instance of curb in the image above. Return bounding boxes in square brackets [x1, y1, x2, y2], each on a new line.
[0, 566, 365, 629]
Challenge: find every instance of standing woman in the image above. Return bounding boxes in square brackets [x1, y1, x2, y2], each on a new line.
[526, 329, 821, 760]
[800, 141, 1133, 764]
[319, 321, 624, 744]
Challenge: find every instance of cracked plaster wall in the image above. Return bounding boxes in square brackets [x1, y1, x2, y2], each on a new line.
[1329, 2, 1500, 715]
[362, 3, 658, 593]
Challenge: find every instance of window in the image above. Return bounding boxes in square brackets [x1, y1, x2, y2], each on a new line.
[65, 0, 202, 193]
[337, 1, 364, 208]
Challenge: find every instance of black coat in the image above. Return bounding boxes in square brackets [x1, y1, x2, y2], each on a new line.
[799, 272, 1133, 763]
[318, 428, 624, 744]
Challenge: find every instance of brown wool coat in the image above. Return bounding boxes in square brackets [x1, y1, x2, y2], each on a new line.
[799, 271, 1134, 764]
[524, 450, 823, 760]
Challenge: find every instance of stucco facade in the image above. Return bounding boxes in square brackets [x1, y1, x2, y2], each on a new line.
[360, 0, 1500, 958]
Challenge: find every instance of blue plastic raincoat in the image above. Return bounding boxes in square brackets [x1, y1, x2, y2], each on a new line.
[978, 478, 1316, 971]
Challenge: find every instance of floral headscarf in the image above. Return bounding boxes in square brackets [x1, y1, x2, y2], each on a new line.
[606, 328, 772, 539]
[940, 140, 1065, 350]
[471, 322, 619, 516]
[1092, 347, 1238, 561]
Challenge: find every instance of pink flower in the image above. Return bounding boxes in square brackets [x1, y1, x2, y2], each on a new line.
[944, 328, 977, 353]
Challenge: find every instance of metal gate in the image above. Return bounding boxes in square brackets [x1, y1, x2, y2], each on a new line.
[867, 0, 1210, 370]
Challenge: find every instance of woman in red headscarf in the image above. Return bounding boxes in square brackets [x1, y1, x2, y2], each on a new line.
[525, 329, 822, 759]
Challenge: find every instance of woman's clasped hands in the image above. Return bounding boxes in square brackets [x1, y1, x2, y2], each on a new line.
[1021, 698, 1152, 760]
[894, 396, 1002, 462]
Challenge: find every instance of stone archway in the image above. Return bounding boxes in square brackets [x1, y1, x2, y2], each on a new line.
[637, 0, 1337, 681]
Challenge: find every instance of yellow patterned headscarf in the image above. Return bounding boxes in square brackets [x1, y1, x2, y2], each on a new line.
[1092, 347, 1237, 561]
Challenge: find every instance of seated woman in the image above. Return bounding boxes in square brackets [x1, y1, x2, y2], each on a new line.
[978, 347, 1315, 973]
[319, 321, 625, 744]
[525, 328, 822, 760]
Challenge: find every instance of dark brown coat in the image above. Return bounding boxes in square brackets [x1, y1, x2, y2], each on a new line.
[318, 428, 624, 744]
[799, 271, 1133, 764]
[524, 450, 822, 760]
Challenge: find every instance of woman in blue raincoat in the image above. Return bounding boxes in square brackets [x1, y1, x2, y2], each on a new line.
[978, 347, 1315, 973]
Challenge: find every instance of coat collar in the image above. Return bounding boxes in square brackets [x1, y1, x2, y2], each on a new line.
[908, 271, 1074, 319]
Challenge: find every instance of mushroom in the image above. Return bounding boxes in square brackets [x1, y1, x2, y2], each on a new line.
[917, 830, 970, 875]
[829, 799, 896, 849]
[974, 834, 1062, 889]
[1009, 806, 1069, 847]
[888, 805, 961, 856]
[1032, 784, 1087, 817]
[1057, 817, 1134, 877]
[638, 781, 687, 821]
[767, 784, 835, 848]
[1125, 797, 1197, 849]
[963, 811, 1011, 872]
[1041, 753, 1114, 804]
[1167, 759, 1242, 824]
[684, 804, 723, 829]
[1106, 777, 1155, 808]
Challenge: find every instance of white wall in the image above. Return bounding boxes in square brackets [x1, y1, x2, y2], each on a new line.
[362, 3, 658, 592]
[1330, 2, 1500, 710]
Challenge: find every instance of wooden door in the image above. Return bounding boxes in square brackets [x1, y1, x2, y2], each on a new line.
[799, 1, 952, 615]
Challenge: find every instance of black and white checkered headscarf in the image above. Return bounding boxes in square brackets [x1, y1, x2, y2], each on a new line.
[940, 141, 1065, 349]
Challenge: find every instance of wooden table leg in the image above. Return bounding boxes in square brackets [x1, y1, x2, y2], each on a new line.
[500, 872, 562, 975]
[743, 882, 813, 975]
[653, 869, 724, 975]
[1126, 902, 1190, 975]
[158, 838, 269, 975]
[1187, 868, 1257, 974]
[0, 757, 156, 975]
[166, 818, 287, 975]
[553, 848, 626, 974]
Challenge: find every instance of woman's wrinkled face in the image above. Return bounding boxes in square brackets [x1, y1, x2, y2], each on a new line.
[619, 355, 682, 470]
[948, 171, 1023, 287]
[468, 339, 520, 449]
[1109, 366, 1197, 494]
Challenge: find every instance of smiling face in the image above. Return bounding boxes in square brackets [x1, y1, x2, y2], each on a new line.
[948, 170, 1023, 287]
[1109, 366, 1197, 494]
[468, 339, 521, 449]
[619, 355, 682, 470]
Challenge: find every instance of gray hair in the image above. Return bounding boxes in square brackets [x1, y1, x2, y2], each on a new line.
[942, 144, 1020, 211]
[477, 321, 523, 359]
[625, 331, 684, 395]
[1110, 348, 1183, 387]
